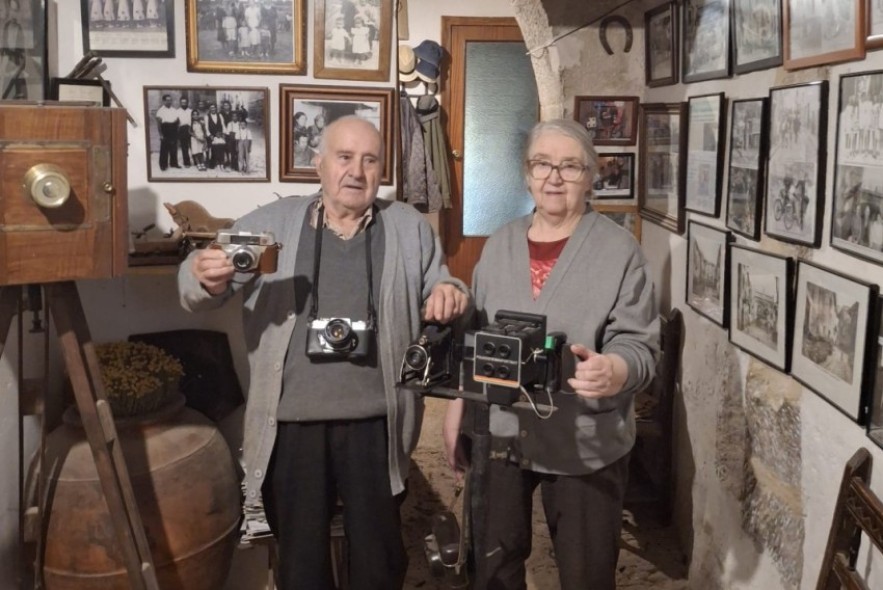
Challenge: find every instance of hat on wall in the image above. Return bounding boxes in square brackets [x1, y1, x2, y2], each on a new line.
[413, 39, 443, 83]
[398, 44, 419, 82]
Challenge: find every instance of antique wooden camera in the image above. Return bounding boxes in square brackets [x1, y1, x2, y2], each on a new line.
[0, 103, 128, 286]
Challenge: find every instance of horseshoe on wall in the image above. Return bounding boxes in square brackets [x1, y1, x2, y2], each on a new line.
[599, 15, 633, 55]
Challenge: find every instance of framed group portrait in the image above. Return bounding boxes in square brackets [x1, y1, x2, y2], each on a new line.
[573, 95, 638, 146]
[681, 0, 731, 83]
[638, 102, 687, 234]
[314, 0, 392, 82]
[592, 153, 634, 199]
[1, 0, 47, 101]
[644, 1, 678, 87]
[784, 0, 865, 69]
[732, 0, 783, 73]
[686, 221, 731, 327]
[279, 84, 394, 184]
[684, 92, 726, 218]
[81, 0, 174, 58]
[726, 97, 768, 240]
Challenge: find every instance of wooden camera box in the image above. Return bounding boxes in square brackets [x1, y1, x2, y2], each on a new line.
[0, 104, 128, 286]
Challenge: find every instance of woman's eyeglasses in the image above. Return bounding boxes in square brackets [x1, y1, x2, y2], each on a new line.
[526, 159, 588, 182]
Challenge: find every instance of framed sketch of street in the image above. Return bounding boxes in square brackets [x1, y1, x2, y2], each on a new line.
[80, 0, 174, 58]
[279, 84, 394, 184]
[764, 81, 827, 246]
[185, 0, 306, 75]
[644, 1, 678, 87]
[1, 0, 46, 101]
[573, 95, 638, 146]
[784, 0, 865, 69]
[314, 0, 391, 82]
[726, 97, 768, 240]
[870, 0, 883, 49]
[728, 244, 793, 372]
[684, 93, 726, 217]
[143, 86, 270, 182]
[686, 220, 731, 327]
[638, 102, 686, 234]
[791, 261, 877, 424]
[592, 153, 634, 199]
[681, 0, 731, 83]
[732, 0, 782, 73]
[592, 202, 641, 242]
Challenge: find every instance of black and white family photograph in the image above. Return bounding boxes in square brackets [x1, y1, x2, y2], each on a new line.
[320, 0, 381, 70]
[82, 0, 173, 56]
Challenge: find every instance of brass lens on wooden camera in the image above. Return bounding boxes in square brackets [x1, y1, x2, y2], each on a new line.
[23, 163, 71, 209]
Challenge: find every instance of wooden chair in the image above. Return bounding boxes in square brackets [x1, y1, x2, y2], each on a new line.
[816, 448, 883, 590]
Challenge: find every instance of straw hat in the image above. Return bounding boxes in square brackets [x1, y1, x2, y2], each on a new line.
[398, 44, 418, 82]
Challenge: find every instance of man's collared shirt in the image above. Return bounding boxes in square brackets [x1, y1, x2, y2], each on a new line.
[311, 198, 373, 240]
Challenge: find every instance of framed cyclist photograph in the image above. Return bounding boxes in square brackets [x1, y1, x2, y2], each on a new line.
[726, 97, 768, 240]
[684, 92, 726, 217]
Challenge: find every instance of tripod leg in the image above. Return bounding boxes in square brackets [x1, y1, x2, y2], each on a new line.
[0, 286, 20, 360]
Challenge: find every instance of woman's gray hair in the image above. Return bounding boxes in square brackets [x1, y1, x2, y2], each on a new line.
[523, 118, 599, 176]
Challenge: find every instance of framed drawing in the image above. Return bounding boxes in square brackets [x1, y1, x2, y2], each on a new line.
[729, 244, 794, 372]
[870, 0, 883, 49]
[81, 0, 174, 58]
[143, 86, 270, 182]
[784, 0, 865, 69]
[726, 97, 768, 240]
[639, 102, 687, 234]
[764, 81, 828, 246]
[314, 0, 392, 82]
[592, 153, 634, 199]
[868, 296, 883, 448]
[573, 95, 638, 146]
[644, 2, 679, 87]
[185, 0, 306, 75]
[50, 77, 110, 106]
[791, 260, 877, 424]
[732, 0, 783, 73]
[686, 221, 731, 326]
[1, 0, 46, 101]
[685, 93, 726, 217]
[592, 202, 642, 242]
[682, 0, 731, 83]
[280, 84, 394, 184]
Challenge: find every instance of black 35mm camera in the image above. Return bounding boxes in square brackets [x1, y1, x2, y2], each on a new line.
[306, 318, 373, 360]
[212, 229, 281, 273]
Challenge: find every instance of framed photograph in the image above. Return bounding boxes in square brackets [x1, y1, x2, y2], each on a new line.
[869, 0, 883, 49]
[592, 202, 642, 242]
[185, 0, 306, 75]
[1, 0, 47, 101]
[784, 0, 865, 69]
[831, 71, 883, 265]
[314, 0, 392, 82]
[686, 221, 731, 326]
[867, 296, 883, 448]
[682, 0, 731, 83]
[143, 86, 270, 182]
[791, 261, 878, 424]
[638, 102, 687, 234]
[592, 153, 634, 199]
[280, 84, 394, 184]
[764, 81, 828, 246]
[644, 2, 679, 87]
[50, 77, 110, 106]
[81, 0, 174, 58]
[685, 93, 726, 217]
[732, 0, 783, 73]
[573, 96, 638, 146]
[726, 97, 768, 240]
[729, 244, 794, 372]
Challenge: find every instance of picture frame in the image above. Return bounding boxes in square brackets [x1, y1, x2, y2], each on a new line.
[644, 1, 679, 87]
[81, 0, 174, 58]
[592, 153, 634, 199]
[686, 221, 731, 326]
[682, 0, 731, 83]
[314, 0, 392, 82]
[869, 0, 883, 49]
[50, 77, 110, 106]
[764, 81, 828, 247]
[867, 296, 883, 448]
[791, 260, 877, 424]
[638, 102, 687, 234]
[143, 86, 270, 183]
[684, 93, 726, 217]
[592, 202, 642, 242]
[732, 0, 783, 73]
[726, 97, 768, 240]
[831, 70, 883, 265]
[728, 244, 794, 372]
[279, 84, 394, 184]
[573, 95, 638, 146]
[784, 0, 865, 70]
[1, 0, 47, 101]
[185, 0, 306, 75]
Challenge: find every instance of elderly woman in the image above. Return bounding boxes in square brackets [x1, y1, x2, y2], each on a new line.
[444, 118, 658, 590]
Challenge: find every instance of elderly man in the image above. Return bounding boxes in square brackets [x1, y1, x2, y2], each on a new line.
[179, 116, 470, 590]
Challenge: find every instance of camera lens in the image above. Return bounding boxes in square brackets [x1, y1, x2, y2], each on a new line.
[482, 342, 496, 356]
[481, 363, 495, 377]
[405, 345, 428, 370]
[324, 319, 354, 350]
[231, 250, 256, 271]
[495, 366, 510, 379]
[497, 344, 511, 358]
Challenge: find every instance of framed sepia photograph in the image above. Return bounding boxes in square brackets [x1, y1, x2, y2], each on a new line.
[279, 84, 394, 184]
[869, 0, 883, 49]
[50, 77, 110, 106]
[81, 0, 174, 58]
[573, 95, 638, 146]
[639, 102, 687, 234]
[726, 97, 768, 240]
[682, 0, 731, 83]
[791, 260, 877, 424]
[1, 0, 46, 101]
[764, 81, 828, 246]
[644, 1, 679, 87]
[867, 296, 883, 448]
[784, 0, 865, 69]
[314, 0, 392, 82]
[685, 93, 726, 217]
[143, 86, 270, 182]
[592, 153, 634, 199]
[592, 202, 642, 242]
[686, 221, 731, 326]
[732, 0, 783, 73]
[185, 0, 306, 75]
[728, 244, 794, 372]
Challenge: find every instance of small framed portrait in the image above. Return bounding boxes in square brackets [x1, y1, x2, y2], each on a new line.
[314, 0, 392, 82]
[732, 0, 783, 73]
[791, 261, 878, 424]
[867, 296, 883, 448]
[591, 153, 634, 199]
[682, 0, 731, 83]
[869, 0, 883, 49]
[592, 202, 642, 242]
[728, 244, 794, 372]
[50, 77, 110, 106]
[1, 0, 47, 101]
[644, 2, 679, 87]
[573, 95, 638, 146]
[726, 97, 768, 240]
[80, 0, 174, 58]
[686, 221, 732, 327]
[684, 93, 726, 217]
[784, 0, 865, 70]
[279, 84, 394, 184]
[185, 0, 306, 75]
[764, 81, 828, 247]
[638, 102, 687, 234]
[143, 86, 270, 182]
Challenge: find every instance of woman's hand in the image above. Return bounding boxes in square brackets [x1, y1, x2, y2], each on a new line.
[566, 344, 628, 399]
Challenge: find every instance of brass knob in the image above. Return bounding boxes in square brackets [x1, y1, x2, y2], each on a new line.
[103, 182, 114, 193]
[452, 149, 462, 160]
[23, 164, 71, 209]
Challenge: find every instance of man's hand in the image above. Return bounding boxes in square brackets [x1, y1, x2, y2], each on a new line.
[423, 283, 468, 323]
[191, 248, 234, 296]
[566, 344, 628, 399]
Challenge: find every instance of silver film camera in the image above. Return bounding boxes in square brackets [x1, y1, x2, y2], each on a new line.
[213, 230, 280, 273]
[306, 318, 373, 360]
